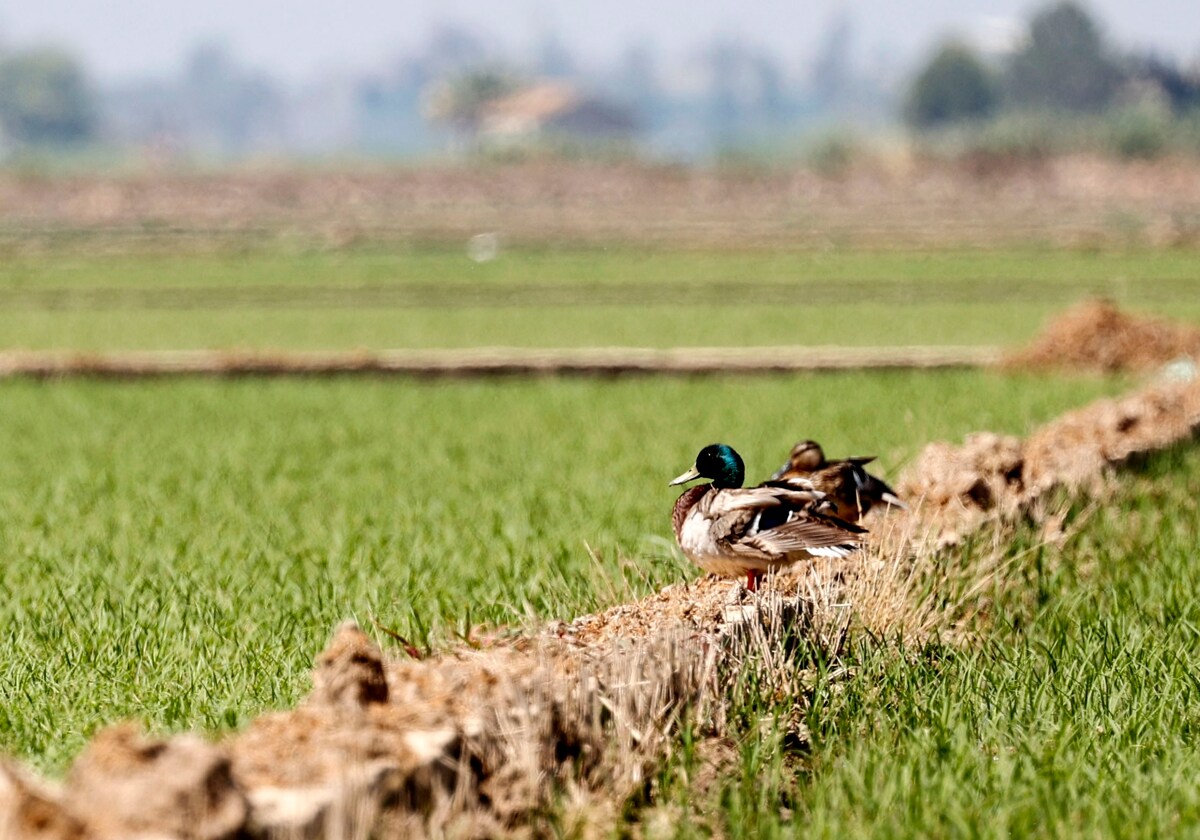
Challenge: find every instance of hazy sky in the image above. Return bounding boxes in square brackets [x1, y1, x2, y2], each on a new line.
[2, 0, 1197, 83]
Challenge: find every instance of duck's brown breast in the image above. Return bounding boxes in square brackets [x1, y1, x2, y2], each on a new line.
[672, 485, 711, 540]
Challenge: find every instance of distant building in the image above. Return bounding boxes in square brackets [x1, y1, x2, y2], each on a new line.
[478, 82, 637, 147]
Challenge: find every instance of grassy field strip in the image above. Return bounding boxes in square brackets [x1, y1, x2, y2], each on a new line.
[0, 303, 1102, 352]
[3, 279, 1198, 311]
[0, 346, 1003, 378]
[0, 371, 1124, 776]
[4, 374, 1197, 838]
[4, 247, 1199, 354]
[4, 246, 1200, 291]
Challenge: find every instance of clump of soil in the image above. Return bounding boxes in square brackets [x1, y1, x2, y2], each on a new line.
[1, 726, 245, 840]
[894, 432, 1026, 546]
[1005, 298, 1200, 372]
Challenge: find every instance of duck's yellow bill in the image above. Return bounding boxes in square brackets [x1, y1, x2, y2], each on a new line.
[669, 465, 701, 486]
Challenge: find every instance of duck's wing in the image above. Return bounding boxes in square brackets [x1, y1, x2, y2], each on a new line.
[841, 455, 878, 467]
[830, 460, 907, 512]
[699, 486, 864, 560]
[738, 511, 865, 559]
[703, 483, 821, 517]
[822, 457, 885, 500]
[857, 469, 907, 510]
[769, 460, 796, 481]
[695, 484, 824, 549]
[759, 476, 821, 493]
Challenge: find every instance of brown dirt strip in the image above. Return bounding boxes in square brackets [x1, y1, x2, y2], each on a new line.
[4, 156, 1200, 250]
[3, 298, 1196, 380]
[0, 346, 1002, 379]
[4, 368, 1200, 838]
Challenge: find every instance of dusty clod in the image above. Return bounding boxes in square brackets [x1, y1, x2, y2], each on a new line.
[0, 761, 84, 840]
[65, 724, 246, 840]
[312, 620, 389, 709]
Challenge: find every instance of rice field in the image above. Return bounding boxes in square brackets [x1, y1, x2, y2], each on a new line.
[0, 370, 1130, 775]
[1, 246, 1199, 352]
[3, 231, 1200, 836]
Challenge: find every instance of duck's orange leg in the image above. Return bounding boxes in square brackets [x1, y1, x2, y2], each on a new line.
[746, 571, 762, 592]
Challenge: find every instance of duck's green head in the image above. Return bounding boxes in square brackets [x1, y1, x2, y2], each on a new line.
[669, 443, 745, 489]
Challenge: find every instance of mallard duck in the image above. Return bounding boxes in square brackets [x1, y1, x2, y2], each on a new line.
[770, 439, 906, 522]
[670, 443, 865, 591]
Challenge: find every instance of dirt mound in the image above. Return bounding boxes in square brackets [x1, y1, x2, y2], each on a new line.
[4, 375, 1200, 839]
[897, 379, 1200, 546]
[1005, 298, 1200, 373]
[0, 761, 86, 840]
[1, 726, 245, 840]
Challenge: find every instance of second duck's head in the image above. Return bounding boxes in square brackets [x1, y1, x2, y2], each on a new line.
[788, 439, 826, 471]
[669, 443, 745, 489]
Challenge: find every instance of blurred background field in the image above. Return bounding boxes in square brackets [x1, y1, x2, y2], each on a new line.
[3, 0, 1200, 355]
[2, 245, 1200, 352]
[3, 0, 1200, 834]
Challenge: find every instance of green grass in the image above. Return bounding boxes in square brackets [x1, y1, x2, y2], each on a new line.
[4, 246, 1200, 290]
[0, 370, 1125, 773]
[4, 365, 1199, 836]
[0, 301, 1096, 351]
[2, 245, 1199, 351]
[646, 447, 1200, 838]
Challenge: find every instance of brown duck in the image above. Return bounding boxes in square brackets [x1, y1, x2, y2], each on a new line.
[770, 439, 906, 522]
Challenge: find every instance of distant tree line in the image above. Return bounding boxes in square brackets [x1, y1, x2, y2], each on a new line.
[905, 1, 1200, 128]
[0, 47, 94, 146]
[105, 42, 286, 157]
[0, 14, 893, 159]
[2, 2, 1198, 160]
